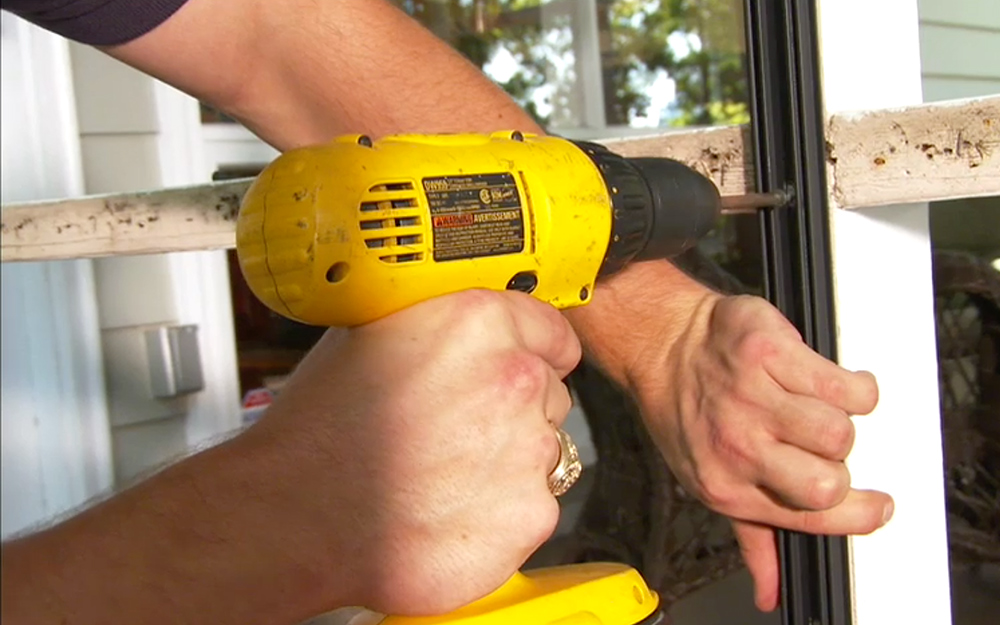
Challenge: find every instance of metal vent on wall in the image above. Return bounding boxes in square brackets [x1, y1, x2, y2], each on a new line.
[358, 182, 425, 264]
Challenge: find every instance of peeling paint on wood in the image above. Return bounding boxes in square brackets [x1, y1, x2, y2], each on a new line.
[1, 180, 251, 262]
[602, 124, 755, 198]
[2, 96, 996, 262]
[826, 95, 1000, 208]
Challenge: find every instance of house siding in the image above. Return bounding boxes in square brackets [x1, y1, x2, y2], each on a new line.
[918, 0, 1000, 102]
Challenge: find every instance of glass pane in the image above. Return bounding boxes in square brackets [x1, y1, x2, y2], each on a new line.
[388, 0, 748, 136]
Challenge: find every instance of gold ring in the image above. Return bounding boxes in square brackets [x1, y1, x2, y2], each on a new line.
[548, 427, 583, 497]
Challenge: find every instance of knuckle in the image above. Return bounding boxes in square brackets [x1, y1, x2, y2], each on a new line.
[734, 331, 778, 366]
[497, 352, 548, 402]
[450, 289, 510, 323]
[723, 296, 799, 336]
[805, 469, 849, 510]
[693, 467, 739, 513]
[816, 374, 848, 406]
[730, 371, 763, 403]
[531, 425, 561, 474]
[821, 417, 856, 459]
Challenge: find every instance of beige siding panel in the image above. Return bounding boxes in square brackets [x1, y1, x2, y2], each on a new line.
[923, 76, 1000, 102]
[918, 0, 1000, 29]
[69, 43, 160, 135]
[94, 256, 179, 329]
[111, 417, 188, 485]
[79, 134, 163, 194]
[919, 23, 1000, 79]
[100, 327, 187, 427]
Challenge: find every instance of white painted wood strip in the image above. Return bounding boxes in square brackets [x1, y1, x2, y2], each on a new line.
[1, 125, 754, 263]
[1, 180, 248, 261]
[2, 96, 997, 262]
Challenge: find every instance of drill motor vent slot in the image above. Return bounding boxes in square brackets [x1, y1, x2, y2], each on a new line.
[379, 252, 424, 264]
[358, 180, 426, 265]
[368, 182, 414, 192]
[360, 198, 418, 212]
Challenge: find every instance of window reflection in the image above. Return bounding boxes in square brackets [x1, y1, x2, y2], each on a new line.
[202, 0, 749, 137]
[391, 0, 749, 136]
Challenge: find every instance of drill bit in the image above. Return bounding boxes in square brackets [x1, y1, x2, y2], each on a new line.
[719, 189, 793, 214]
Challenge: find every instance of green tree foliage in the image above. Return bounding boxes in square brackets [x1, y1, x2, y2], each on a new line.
[607, 0, 749, 126]
[391, 0, 749, 129]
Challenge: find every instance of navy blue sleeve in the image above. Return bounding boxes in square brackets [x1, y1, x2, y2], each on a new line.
[2, 0, 190, 46]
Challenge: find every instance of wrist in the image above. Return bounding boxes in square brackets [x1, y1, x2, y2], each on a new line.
[192, 427, 360, 617]
[564, 259, 721, 392]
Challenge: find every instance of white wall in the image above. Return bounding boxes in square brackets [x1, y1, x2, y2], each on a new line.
[68, 43, 243, 484]
[0, 13, 113, 538]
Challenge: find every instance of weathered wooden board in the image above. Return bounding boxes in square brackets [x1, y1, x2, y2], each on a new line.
[826, 95, 1000, 209]
[2, 95, 996, 262]
[603, 124, 754, 198]
[0, 125, 755, 263]
[1, 180, 249, 261]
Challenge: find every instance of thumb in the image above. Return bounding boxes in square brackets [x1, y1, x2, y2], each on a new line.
[732, 520, 780, 612]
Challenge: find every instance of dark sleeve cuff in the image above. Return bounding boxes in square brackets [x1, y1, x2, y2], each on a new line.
[4, 0, 191, 46]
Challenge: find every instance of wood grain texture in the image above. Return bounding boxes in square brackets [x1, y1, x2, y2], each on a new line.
[2, 96, 996, 262]
[1, 180, 250, 262]
[602, 124, 755, 198]
[826, 95, 1000, 209]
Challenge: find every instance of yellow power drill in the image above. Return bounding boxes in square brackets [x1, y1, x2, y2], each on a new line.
[235, 130, 722, 625]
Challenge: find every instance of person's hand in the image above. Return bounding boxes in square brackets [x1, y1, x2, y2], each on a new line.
[245, 289, 582, 617]
[629, 293, 893, 612]
[565, 261, 894, 613]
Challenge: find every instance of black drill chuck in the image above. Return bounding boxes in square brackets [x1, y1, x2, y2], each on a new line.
[573, 141, 721, 276]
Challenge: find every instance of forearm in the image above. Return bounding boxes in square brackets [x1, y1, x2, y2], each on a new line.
[1, 431, 348, 625]
[106, 0, 543, 150]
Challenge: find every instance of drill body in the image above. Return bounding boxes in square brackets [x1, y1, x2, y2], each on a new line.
[236, 131, 719, 328]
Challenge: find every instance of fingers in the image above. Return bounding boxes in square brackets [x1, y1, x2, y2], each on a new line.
[770, 395, 856, 461]
[756, 442, 851, 510]
[500, 291, 582, 378]
[732, 520, 780, 612]
[544, 367, 574, 429]
[508, 364, 572, 489]
[742, 488, 894, 537]
[542, 371, 573, 482]
[762, 341, 879, 415]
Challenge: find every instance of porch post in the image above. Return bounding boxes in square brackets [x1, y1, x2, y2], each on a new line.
[817, 1, 953, 623]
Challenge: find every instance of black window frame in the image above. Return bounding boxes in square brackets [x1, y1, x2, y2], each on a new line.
[743, 2, 853, 624]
